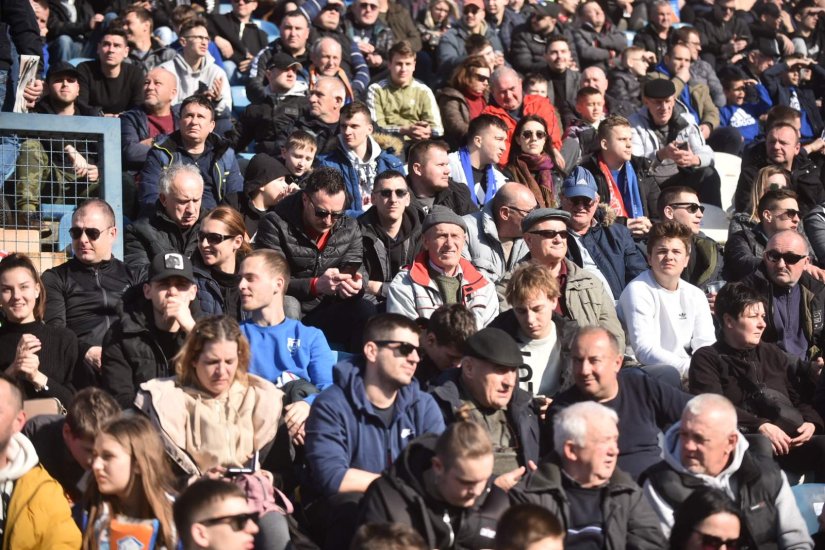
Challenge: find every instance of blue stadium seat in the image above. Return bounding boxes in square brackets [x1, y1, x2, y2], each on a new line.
[57, 210, 73, 253]
[219, 3, 232, 14]
[68, 58, 93, 67]
[791, 483, 825, 535]
[231, 86, 250, 116]
[41, 203, 75, 221]
[256, 20, 280, 42]
[624, 31, 636, 47]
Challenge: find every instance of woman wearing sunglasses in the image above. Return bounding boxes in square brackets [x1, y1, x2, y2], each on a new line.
[194, 206, 252, 319]
[506, 115, 561, 208]
[728, 165, 791, 237]
[0, 253, 77, 406]
[83, 415, 177, 550]
[669, 487, 742, 550]
[437, 56, 491, 150]
[136, 315, 289, 549]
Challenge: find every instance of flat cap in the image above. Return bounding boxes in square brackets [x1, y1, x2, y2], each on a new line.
[464, 328, 525, 368]
[522, 208, 571, 232]
[533, 1, 563, 18]
[422, 205, 468, 234]
[643, 78, 676, 99]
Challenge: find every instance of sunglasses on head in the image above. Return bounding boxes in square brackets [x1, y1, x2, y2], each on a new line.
[695, 532, 740, 550]
[374, 340, 421, 356]
[765, 250, 807, 265]
[669, 202, 705, 214]
[528, 229, 568, 240]
[69, 226, 110, 241]
[198, 231, 235, 246]
[200, 511, 259, 531]
[375, 188, 409, 199]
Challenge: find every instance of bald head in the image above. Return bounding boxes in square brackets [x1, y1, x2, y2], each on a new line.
[581, 66, 608, 93]
[144, 67, 178, 113]
[493, 182, 539, 237]
[309, 76, 347, 123]
[767, 229, 808, 254]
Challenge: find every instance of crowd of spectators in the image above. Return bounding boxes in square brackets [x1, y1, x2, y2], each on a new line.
[4, 0, 825, 547]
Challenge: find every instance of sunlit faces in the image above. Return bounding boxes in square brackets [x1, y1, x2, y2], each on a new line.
[566, 412, 619, 486]
[766, 126, 800, 167]
[194, 496, 259, 550]
[642, 95, 675, 126]
[763, 197, 800, 233]
[433, 453, 494, 508]
[97, 33, 129, 68]
[576, 92, 605, 124]
[545, 39, 572, 72]
[516, 120, 548, 156]
[763, 232, 808, 288]
[468, 67, 491, 97]
[723, 80, 746, 106]
[71, 206, 116, 264]
[238, 255, 284, 312]
[48, 75, 80, 105]
[308, 79, 345, 121]
[570, 331, 621, 401]
[193, 339, 241, 397]
[666, 44, 692, 76]
[143, 276, 197, 320]
[474, 125, 508, 165]
[143, 68, 177, 109]
[561, 193, 599, 232]
[281, 144, 316, 177]
[665, 191, 703, 234]
[180, 101, 216, 145]
[600, 124, 633, 163]
[649, 237, 690, 282]
[91, 434, 135, 499]
[423, 223, 466, 270]
[652, 2, 673, 30]
[371, 175, 410, 223]
[524, 79, 548, 97]
[181, 25, 210, 58]
[523, 218, 568, 264]
[624, 49, 649, 77]
[315, 1, 343, 31]
[722, 302, 766, 350]
[491, 72, 523, 111]
[123, 11, 151, 42]
[512, 291, 557, 340]
[679, 410, 737, 476]
[0, 267, 40, 324]
[231, 0, 258, 19]
[416, 146, 452, 190]
[340, 111, 373, 151]
[312, 38, 343, 75]
[462, 3, 485, 29]
[0, 380, 25, 459]
[579, 1, 605, 28]
[389, 53, 416, 87]
[355, 0, 381, 25]
[463, 356, 517, 409]
[198, 218, 243, 271]
[368, 327, 421, 388]
[279, 14, 310, 52]
[683, 513, 741, 550]
[301, 189, 346, 235]
[161, 172, 203, 229]
[580, 67, 608, 93]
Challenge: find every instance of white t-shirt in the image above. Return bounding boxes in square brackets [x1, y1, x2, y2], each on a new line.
[517, 324, 562, 396]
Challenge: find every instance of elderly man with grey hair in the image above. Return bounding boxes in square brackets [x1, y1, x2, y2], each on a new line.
[642, 393, 813, 548]
[125, 163, 205, 269]
[510, 400, 666, 549]
[309, 37, 362, 102]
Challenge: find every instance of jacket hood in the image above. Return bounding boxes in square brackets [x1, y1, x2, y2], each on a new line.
[339, 134, 384, 165]
[334, 357, 425, 417]
[408, 251, 490, 294]
[170, 51, 215, 76]
[661, 421, 749, 493]
[358, 204, 422, 242]
[0, 434, 39, 482]
[155, 130, 231, 160]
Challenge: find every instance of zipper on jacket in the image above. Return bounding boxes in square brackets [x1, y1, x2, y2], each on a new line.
[94, 266, 112, 332]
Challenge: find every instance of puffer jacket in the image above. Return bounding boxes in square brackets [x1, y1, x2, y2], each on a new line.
[607, 67, 642, 108]
[235, 93, 310, 155]
[436, 22, 503, 79]
[632, 24, 671, 63]
[509, 23, 552, 75]
[387, 251, 499, 328]
[486, 8, 524, 53]
[722, 224, 768, 282]
[359, 433, 509, 550]
[629, 103, 714, 169]
[359, 205, 422, 288]
[693, 7, 752, 66]
[509, 460, 667, 550]
[120, 104, 181, 172]
[124, 202, 203, 268]
[436, 86, 473, 151]
[193, 261, 243, 320]
[461, 202, 529, 285]
[570, 20, 627, 71]
[138, 131, 244, 212]
[255, 192, 366, 313]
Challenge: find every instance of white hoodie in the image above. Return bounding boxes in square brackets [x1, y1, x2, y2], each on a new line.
[643, 422, 812, 549]
[160, 53, 233, 117]
[0, 433, 39, 525]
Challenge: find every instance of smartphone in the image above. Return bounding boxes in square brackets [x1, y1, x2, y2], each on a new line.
[677, 141, 689, 151]
[339, 262, 361, 276]
[225, 467, 255, 477]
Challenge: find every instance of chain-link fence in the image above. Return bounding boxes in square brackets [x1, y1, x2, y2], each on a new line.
[0, 113, 123, 271]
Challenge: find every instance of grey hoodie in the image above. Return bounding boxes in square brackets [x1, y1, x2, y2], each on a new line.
[0, 433, 39, 526]
[160, 53, 233, 117]
[643, 422, 812, 549]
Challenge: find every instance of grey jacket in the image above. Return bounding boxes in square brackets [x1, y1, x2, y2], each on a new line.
[629, 104, 714, 169]
[692, 57, 726, 108]
[436, 22, 503, 80]
[564, 259, 625, 352]
[461, 203, 529, 285]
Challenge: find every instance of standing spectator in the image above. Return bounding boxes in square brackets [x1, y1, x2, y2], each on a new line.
[436, 0, 503, 78]
[447, 114, 509, 207]
[76, 27, 145, 114]
[208, 0, 268, 83]
[436, 55, 490, 151]
[509, 2, 562, 76]
[632, 0, 673, 63]
[122, 6, 176, 73]
[693, 0, 752, 69]
[407, 139, 478, 216]
[570, 0, 626, 72]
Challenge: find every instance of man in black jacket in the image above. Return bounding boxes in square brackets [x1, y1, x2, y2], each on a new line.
[255, 167, 375, 350]
[76, 27, 145, 115]
[208, 0, 268, 84]
[125, 163, 204, 269]
[358, 422, 509, 550]
[693, 0, 752, 68]
[43, 199, 142, 388]
[632, 0, 673, 63]
[407, 139, 477, 217]
[508, 2, 562, 76]
[101, 252, 198, 409]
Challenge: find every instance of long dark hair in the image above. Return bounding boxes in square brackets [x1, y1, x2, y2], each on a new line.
[0, 253, 46, 321]
[669, 487, 743, 550]
[508, 114, 554, 165]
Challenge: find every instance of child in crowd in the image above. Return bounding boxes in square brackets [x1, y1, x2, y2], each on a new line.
[561, 87, 606, 165]
[524, 73, 549, 98]
[718, 67, 771, 149]
[608, 46, 652, 108]
[280, 130, 317, 187]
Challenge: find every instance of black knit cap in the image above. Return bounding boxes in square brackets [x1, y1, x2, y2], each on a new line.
[243, 153, 290, 195]
[463, 328, 525, 368]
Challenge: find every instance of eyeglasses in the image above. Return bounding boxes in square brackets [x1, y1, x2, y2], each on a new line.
[183, 35, 210, 41]
[198, 232, 235, 245]
[694, 531, 740, 550]
[375, 188, 409, 199]
[772, 208, 800, 220]
[373, 340, 421, 356]
[358, 3, 379, 9]
[765, 250, 807, 265]
[520, 130, 547, 140]
[69, 226, 111, 241]
[567, 196, 595, 208]
[669, 202, 705, 214]
[473, 73, 490, 83]
[527, 229, 568, 240]
[506, 205, 535, 216]
[308, 197, 345, 220]
[200, 512, 259, 531]
[464, 5, 481, 14]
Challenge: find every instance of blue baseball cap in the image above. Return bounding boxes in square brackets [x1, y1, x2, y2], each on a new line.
[561, 166, 598, 200]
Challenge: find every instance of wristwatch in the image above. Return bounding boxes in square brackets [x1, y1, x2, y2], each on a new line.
[33, 378, 49, 393]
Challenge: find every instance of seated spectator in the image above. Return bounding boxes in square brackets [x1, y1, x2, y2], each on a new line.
[436, 0, 503, 79]
[541, 35, 580, 123]
[367, 41, 442, 142]
[518, 209, 624, 349]
[22, 387, 120, 503]
[343, 0, 396, 78]
[494, 503, 564, 550]
[271, 76, 347, 155]
[416, 0, 458, 64]
[416, 304, 476, 388]
[618, 221, 715, 380]
[0, 373, 81, 548]
[14, 62, 101, 230]
[509, 2, 563, 77]
[447, 114, 509, 207]
[193, 206, 250, 319]
[351, 523, 428, 549]
[120, 67, 180, 174]
[740, 231, 825, 390]
[506, 115, 561, 208]
[246, 10, 311, 104]
[579, 115, 655, 236]
[690, 282, 825, 481]
[358, 170, 422, 301]
[135, 316, 290, 547]
[482, 67, 563, 166]
[0, 253, 76, 404]
[407, 139, 478, 216]
[317, 101, 405, 216]
[560, 87, 604, 165]
[693, 0, 752, 69]
[126, 163, 204, 269]
[630, 79, 721, 206]
[303, 313, 444, 548]
[436, 55, 491, 151]
[669, 488, 743, 550]
[570, 0, 626, 72]
[207, 0, 267, 84]
[549, 326, 690, 480]
[239, 250, 335, 445]
[387, 207, 499, 327]
[462, 182, 536, 293]
[509, 401, 666, 547]
[560, 166, 648, 300]
[309, 37, 363, 102]
[77, 27, 144, 115]
[523, 73, 549, 97]
[359, 421, 507, 548]
[45, 0, 97, 64]
[122, 6, 176, 73]
[168, 5, 228, 70]
[465, 34, 501, 72]
[84, 416, 178, 548]
[656, 186, 724, 292]
[277, 130, 316, 187]
[579, 65, 636, 120]
[762, 55, 825, 143]
[485, 0, 523, 53]
[730, 165, 790, 236]
[101, 252, 198, 409]
[139, 95, 243, 212]
[632, 0, 673, 63]
[608, 46, 652, 109]
[724, 188, 801, 282]
[717, 66, 771, 150]
[255, 167, 375, 349]
[43, 200, 141, 388]
[174, 478, 260, 550]
[428, 327, 540, 484]
[671, 26, 726, 109]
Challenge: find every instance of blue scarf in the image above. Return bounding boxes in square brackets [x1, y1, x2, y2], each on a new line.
[618, 162, 644, 219]
[655, 62, 700, 126]
[459, 146, 498, 205]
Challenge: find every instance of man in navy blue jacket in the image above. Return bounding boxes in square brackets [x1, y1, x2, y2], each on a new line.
[303, 313, 445, 549]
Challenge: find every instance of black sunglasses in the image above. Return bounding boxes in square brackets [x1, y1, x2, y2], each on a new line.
[322, 4, 344, 12]
[772, 208, 800, 220]
[567, 196, 594, 208]
[200, 511, 259, 531]
[373, 340, 421, 356]
[198, 231, 235, 246]
[473, 73, 490, 83]
[375, 188, 409, 199]
[669, 202, 705, 214]
[695, 531, 740, 550]
[307, 196, 346, 220]
[520, 130, 547, 140]
[69, 226, 111, 241]
[765, 250, 807, 265]
[528, 229, 568, 240]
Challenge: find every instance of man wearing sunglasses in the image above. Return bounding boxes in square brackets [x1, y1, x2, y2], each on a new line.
[175, 478, 260, 550]
[304, 313, 445, 549]
[344, 0, 395, 77]
[436, 0, 503, 81]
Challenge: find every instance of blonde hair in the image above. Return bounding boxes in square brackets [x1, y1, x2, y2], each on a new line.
[749, 165, 792, 223]
[175, 316, 250, 390]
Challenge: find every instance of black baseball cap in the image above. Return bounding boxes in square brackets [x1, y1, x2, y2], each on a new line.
[149, 252, 196, 284]
[47, 61, 81, 81]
